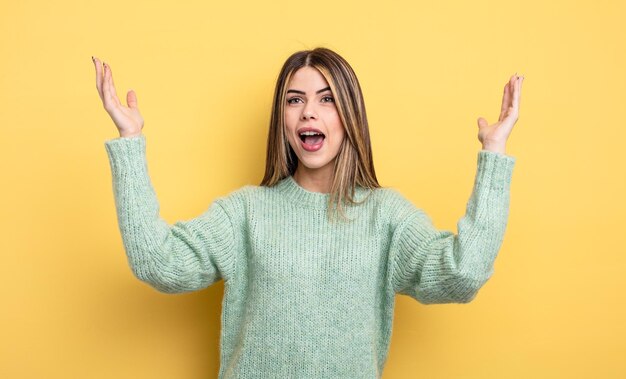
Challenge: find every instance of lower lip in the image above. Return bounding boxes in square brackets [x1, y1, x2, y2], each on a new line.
[300, 138, 325, 152]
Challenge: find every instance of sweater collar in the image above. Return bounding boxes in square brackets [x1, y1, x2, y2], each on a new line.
[276, 175, 372, 210]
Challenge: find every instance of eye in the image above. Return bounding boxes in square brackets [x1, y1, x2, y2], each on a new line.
[321, 96, 334, 103]
[287, 97, 302, 104]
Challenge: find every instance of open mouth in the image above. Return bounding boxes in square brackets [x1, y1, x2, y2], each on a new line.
[299, 131, 325, 145]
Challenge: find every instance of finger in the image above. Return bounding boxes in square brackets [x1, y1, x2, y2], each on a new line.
[507, 75, 521, 120]
[508, 74, 516, 101]
[498, 75, 515, 121]
[104, 62, 121, 108]
[127, 90, 138, 109]
[513, 76, 524, 111]
[477, 117, 489, 128]
[101, 63, 113, 110]
[102, 63, 120, 111]
[512, 79, 520, 112]
[106, 63, 122, 107]
[499, 80, 512, 122]
[93, 56, 104, 100]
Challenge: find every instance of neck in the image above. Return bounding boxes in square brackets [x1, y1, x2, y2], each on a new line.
[293, 164, 334, 194]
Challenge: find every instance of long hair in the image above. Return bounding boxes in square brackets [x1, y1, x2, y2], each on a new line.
[260, 47, 380, 222]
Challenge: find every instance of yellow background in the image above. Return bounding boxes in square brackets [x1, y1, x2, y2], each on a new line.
[1, 0, 624, 378]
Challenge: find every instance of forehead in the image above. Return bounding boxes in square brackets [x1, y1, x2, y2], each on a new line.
[287, 66, 329, 89]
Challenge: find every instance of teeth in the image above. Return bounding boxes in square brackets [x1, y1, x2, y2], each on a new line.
[299, 131, 323, 136]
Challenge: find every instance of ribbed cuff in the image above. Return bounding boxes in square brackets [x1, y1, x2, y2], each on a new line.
[103, 134, 156, 207]
[104, 134, 148, 179]
[104, 134, 146, 165]
[476, 150, 516, 191]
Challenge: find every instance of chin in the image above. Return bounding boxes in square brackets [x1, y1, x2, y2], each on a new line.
[297, 155, 337, 170]
[298, 160, 329, 170]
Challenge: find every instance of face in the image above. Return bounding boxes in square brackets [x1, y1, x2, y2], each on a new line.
[284, 66, 345, 176]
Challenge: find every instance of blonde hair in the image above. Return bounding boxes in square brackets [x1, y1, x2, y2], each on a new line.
[260, 47, 380, 222]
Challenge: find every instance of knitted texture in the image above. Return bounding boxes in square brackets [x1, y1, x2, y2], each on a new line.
[104, 134, 516, 378]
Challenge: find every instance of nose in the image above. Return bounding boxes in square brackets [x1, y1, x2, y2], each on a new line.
[302, 112, 314, 120]
[301, 106, 317, 121]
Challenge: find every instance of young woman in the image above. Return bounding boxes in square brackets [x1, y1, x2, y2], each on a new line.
[93, 47, 523, 378]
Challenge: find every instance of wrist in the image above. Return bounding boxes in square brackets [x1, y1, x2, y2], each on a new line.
[481, 142, 506, 155]
[119, 130, 142, 138]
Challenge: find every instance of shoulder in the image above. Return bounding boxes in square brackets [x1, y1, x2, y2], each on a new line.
[210, 183, 274, 217]
[212, 183, 258, 207]
[369, 186, 414, 208]
[371, 186, 412, 205]
[364, 186, 422, 226]
[368, 187, 438, 245]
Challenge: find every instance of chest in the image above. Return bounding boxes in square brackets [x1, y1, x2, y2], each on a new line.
[243, 206, 391, 291]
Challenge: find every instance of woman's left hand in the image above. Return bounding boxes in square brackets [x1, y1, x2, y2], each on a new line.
[477, 74, 524, 154]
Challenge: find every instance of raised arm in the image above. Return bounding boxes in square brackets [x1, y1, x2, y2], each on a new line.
[104, 135, 236, 293]
[390, 74, 523, 304]
[389, 150, 515, 304]
[94, 57, 235, 293]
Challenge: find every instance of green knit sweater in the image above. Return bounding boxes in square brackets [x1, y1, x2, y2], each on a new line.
[104, 134, 516, 378]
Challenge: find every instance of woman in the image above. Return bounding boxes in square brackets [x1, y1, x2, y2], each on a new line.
[93, 47, 523, 378]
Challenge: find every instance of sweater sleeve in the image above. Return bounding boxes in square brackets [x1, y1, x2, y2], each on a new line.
[104, 135, 236, 294]
[389, 150, 516, 304]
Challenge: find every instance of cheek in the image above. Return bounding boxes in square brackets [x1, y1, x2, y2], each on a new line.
[335, 129, 346, 147]
[329, 114, 344, 140]
[284, 110, 299, 130]
[283, 114, 295, 137]
[321, 108, 341, 129]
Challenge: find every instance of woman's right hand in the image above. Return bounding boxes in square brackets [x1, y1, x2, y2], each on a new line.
[93, 56, 144, 138]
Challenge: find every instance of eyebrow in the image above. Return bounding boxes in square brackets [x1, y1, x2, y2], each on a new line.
[286, 86, 331, 95]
